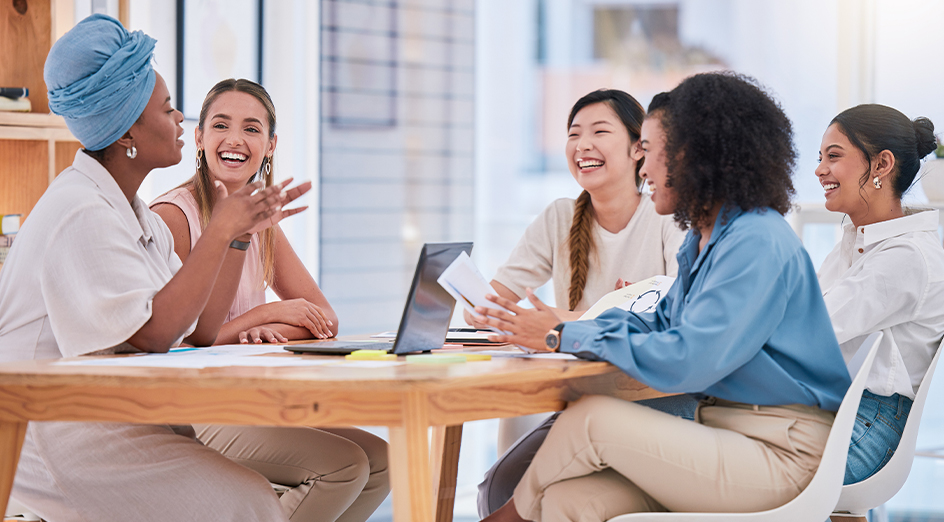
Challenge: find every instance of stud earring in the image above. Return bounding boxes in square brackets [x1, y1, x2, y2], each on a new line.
[126, 146, 137, 160]
[196, 149, 203, 169]
[873, 176, 882, 189]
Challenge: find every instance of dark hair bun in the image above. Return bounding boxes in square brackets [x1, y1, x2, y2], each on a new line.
[914, 117, 937, 158]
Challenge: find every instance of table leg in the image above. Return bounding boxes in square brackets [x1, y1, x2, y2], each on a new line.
[430, 425, 463, 522]
[389, 391, 434, 522]
[0, 422, 27, 517]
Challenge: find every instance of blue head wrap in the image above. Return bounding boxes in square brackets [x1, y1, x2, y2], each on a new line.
[44, 14, 156, 151]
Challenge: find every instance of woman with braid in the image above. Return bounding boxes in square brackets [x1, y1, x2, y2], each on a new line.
[475, 89, 690, 517]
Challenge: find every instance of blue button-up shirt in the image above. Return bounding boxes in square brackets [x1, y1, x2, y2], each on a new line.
[561, 207, 851, 411]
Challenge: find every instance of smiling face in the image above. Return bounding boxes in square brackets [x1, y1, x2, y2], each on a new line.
[196, 90, 277, 191]
[565, 102, 642, 195]
[816, 123, 872, 218]
[127, 72, 184, 169]
[638, 115, 677, 215]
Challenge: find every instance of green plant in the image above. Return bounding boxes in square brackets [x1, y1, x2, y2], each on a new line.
[937, 135, 944, 159]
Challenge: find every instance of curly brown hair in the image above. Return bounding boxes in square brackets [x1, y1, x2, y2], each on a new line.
[653, 72, 797, 230]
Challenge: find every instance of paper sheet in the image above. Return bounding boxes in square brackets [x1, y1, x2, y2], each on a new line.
[578, 276, 676, 320]
[436, 251, 510, 335]
[54, 354, 404, 369]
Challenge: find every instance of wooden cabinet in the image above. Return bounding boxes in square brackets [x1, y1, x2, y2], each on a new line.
[0, 0, 82, 221]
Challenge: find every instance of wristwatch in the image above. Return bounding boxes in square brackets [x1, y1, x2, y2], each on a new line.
[229, 238, 251, 251]
[544, 323, 565, 352]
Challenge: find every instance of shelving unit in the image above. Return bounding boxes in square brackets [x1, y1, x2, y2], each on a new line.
[0, 0, 82, 221]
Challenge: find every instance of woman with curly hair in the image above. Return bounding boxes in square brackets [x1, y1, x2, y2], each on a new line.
[476, 72, 851, 520]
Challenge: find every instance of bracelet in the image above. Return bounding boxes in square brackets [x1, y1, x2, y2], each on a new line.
[229, 239, 251, 251]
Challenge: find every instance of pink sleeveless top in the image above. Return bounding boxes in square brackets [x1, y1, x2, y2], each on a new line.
[150, 187, 266, 323]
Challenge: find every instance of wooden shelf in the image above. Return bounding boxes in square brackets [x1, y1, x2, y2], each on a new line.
[0, 112, 69, 129]
[0, 0, 81, 221]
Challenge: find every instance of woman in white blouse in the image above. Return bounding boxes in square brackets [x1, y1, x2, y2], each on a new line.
[815, 104, 944, 491]
[0, 15, 304, 521]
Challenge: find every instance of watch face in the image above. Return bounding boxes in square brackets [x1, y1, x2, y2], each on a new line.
[545, 332, 559, 350]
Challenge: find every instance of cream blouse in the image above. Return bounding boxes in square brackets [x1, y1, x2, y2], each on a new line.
[818, 210, 944, 399]
[493, 196, 684, 311]
[0, 150, 194, 361]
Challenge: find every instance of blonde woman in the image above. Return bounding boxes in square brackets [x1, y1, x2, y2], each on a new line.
[151, 79, 388, 522]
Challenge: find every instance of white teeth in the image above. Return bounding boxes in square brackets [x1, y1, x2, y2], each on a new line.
[221, 151, 247, 161]
[578, 159, 604, 169]
[823, 183, 839, 191]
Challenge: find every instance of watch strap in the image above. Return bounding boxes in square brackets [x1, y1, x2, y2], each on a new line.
[229, 238, 251, 251]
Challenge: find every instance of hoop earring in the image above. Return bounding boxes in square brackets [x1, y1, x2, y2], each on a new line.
[126, 146, 137, 159]
[263, 156, 272, 176]
[873, 176, 882, 189]
[195, 149, 203, 169]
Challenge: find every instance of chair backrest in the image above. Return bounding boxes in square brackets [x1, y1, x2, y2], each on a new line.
[832, 336, 944, 516]
[606, 332, 883, 522]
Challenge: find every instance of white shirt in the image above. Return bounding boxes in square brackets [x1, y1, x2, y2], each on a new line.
[818, 210, 944, 398]
[493, 196, 684, 310]
[0, 150, 194, 361]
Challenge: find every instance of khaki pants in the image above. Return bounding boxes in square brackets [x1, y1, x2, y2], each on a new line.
[196, 425, 390, 522]
[514, 395, 835, 522]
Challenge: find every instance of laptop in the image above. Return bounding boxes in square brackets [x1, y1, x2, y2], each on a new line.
[286, 242, 474, 355]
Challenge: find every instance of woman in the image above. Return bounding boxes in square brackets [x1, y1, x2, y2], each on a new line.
[814, 105, 944, 494]
[151, 79, 389, 522]
[152, 79, 335, 345]
[477, 89, 691, 517]
[0, 15, 303, 521]
[477, 72, 851, 521]
[485, 89, 684, 316]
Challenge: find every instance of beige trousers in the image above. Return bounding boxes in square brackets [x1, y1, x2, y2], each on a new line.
[514, 395, 835, 522]
[13, 422, 287, 522]
[196, 424, 389, 522]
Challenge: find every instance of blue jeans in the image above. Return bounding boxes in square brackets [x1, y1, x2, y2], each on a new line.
[845, 390, 912, 485]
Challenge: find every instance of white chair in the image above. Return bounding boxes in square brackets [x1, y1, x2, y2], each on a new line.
[829, 338, 944, 522]
[606, 332, 883, 522]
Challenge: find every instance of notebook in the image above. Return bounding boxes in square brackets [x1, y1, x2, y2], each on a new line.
[286, 242, 473, 355]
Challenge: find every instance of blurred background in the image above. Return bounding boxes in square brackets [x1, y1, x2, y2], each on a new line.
[85, 0, 944, 519]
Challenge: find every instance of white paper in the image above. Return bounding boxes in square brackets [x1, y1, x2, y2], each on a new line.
[578, 276, 676, 320]
[167, 345, 287, 356]
[436, 251, 510, 335]
[54, 354, 400, 369]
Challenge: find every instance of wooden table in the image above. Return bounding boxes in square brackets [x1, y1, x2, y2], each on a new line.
[0, 353, 665, 522]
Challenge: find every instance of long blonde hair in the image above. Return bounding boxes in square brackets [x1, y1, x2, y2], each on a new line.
[191, 79, 277, 287]
[565, 90, 645, 311]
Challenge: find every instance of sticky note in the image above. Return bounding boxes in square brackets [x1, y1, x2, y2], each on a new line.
[406, 354, 467, 364]
[455, 353, 491, 361]
[346, 350, 398, 361]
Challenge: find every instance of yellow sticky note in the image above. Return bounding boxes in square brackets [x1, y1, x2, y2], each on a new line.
[406, 354, 467, 364]
[455, 353, 491, 362]
[346, 350, 397, 361]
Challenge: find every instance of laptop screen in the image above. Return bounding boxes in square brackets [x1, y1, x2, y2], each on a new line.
[392, 242, 473, 354]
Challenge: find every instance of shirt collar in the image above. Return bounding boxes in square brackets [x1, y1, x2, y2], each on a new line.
[689, 205, 745, 272]
[71, 150, 152, 246]
[853, 210, 939, 246]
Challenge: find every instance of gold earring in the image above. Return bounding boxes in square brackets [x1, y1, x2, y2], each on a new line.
[873, 176, 882, 189]
[196, 149, 203, 169]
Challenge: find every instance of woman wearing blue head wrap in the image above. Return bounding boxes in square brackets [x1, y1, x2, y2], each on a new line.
[0, 14, 308, 522]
